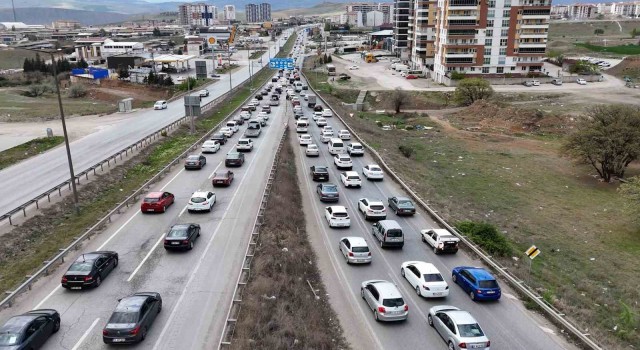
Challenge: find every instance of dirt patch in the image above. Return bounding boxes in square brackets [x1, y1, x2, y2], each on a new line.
[232, 131, 350, 350]
[606, 56, 640, 80]
[90, 79, 173, 108]
[366, 90, 449, 111]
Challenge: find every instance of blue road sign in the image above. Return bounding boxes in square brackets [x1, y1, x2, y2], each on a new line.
[269, 58, 294, 70]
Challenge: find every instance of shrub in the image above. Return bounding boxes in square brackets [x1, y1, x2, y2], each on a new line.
[405, 125, 415, 130]
[68, 84, 87, 98]
[160, 130, 168, 137]
[398, 145, 414, 158]
[375, 120, 383, 128]
[24, 84, 52, 97]
[450, 71, 466, 80]
[456, 221, 512, 256]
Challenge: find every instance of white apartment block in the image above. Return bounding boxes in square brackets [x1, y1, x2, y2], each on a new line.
[432, 0, 551, 83]
[611, 1, 640, 17]
[346, 2, 395, 25]
[179, 3, 218, 26]
[409, 0, 438, 73]
[367, 11, 385, 26]
[568, 3, 598, 18]
[224, 5, 236, 21]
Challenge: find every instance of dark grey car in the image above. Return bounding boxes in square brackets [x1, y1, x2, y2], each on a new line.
[164, 223, 201, 250]
[0, 309, 60, 350]
[102, 293, 162, 344]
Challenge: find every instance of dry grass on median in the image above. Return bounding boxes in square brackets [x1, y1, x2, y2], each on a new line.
[232, 132, 350, 350]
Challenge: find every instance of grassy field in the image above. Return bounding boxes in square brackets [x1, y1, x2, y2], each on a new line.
[548, 19, 640, 57]
[0, 89, 116, 121]
[0, 137, 64, 170]
[249, 50, 266, 60]
[575, 42, 640, 55]
[232, 132, 350, 349]
[306, 79, 640, 348]
[0, 50, 40, 70]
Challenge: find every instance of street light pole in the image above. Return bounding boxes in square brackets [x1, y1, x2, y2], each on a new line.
[228, 45, 232, 92]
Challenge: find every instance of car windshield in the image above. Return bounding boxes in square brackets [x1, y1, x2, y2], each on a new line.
[370, 166, 381, 172]
[352, 246, 369, 253]
[423, 273, 444, 282]
[348, 176, 359, 180]
[0, 333, 20, 346]
[339, 157, 350, 162]
[333, 212, 348, 218]
[323, 185, 338, 193]
[458, 323, 485, 337]
[187, 156, 200, 160]
[308, 145, 317, 149]
[68, 261, 93, 272]
[143, 197, 159, 203]
[212, 133, 224, 138]
[478, 280, 499, 289]
[315, 167, 328, 173]
[386, 229, 402, 238]
[352, 145, 362, 149]
[370, 204, 384, 210]
[227, 154, 240, 159]
[191, 196, 206, 203]
[167, 227, 188, 237]
[248, 122, 260, 129]
[239, 140, 249, 144]
[382, 298, 404, 307]
[108, 312, 138, 324]
[398, 200, 414, 207]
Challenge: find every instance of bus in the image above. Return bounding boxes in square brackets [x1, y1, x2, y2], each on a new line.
[326, 64, 336, 76]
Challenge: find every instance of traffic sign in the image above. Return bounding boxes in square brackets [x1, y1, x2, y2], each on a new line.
[269, 58, 294, 69]
[525, 245, 541, 260]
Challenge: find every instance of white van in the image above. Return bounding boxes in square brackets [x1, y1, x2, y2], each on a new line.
[394, 64, 409, 72]
[226, 121, 239, 133]
[328, 138, 345, 155]
[296, 120, 309, 133]
[294, 81, 303, 92]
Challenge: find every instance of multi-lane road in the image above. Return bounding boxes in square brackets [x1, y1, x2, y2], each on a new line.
[0, 29, 293, 217]
[0, 73, 289, 349]
[289, 77, 577, 349]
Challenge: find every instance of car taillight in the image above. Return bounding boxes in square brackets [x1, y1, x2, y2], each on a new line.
[404, 305, 409, 311]
[423, 285, 430, 290]
[381, 208, 386, 211]
[377, 306, 386, 314]
[459, 342, 467, 349]
[445, 286, 449, 290]
[368, 252, 371, 256]
[182, 240, 189, 244]
[130, 326, 140, 335]
[61, 277, 67, 283]
[164, 240, 170, 245]
[84, 276, 93, 282]
[486, 341, 491, 347]
[103, 329, 109, 336]
[348, 252, 354, 257]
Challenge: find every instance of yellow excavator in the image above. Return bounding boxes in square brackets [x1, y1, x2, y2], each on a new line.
[228, 24, 237, 45]
[365, 52, 377, 63]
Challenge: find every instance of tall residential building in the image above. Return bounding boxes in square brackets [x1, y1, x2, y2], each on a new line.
[245, 3, 272, 23]
[409, 0, 438, 72]
[431, 0, 551, 83]
[346, 3, 394, 25]
[392, 0, 411, 58]
[223, 5, 236, 20]
[568, 3, 597, 18]
[179, 3, 218, 26]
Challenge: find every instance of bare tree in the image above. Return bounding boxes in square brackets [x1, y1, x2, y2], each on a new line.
[392, 88, 409, 114]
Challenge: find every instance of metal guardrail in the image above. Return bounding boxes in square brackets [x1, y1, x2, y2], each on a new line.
[302, 71, 602, 350]
[218, 125, 289, 349]
[0, 64, 269, 227]
[0, 66, 276, 310]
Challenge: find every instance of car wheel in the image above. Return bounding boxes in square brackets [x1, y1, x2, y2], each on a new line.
[421, 235, 426, 242]
[448, 341, 455, 350]
[360, 288, 365, 299]
[380, 240, 384, 248]
[364, 214, 369, 220]
[95, 276, 102, 287]
[163, 205, 167, 213]
[400, 268, 405, 277]
[53, 318, 61, 333]
[427, 314, 434, 327]
[374, 310, 380, 322]
[114, 258, 119, 267]
[344, 253, 350, 264]
[452, 274, 457, 283]
[469, 291, 476, 301]
[141, 327, 148, 341]
[158, 302, 162, 313]
[416, 286, 421, 296]
[189, 241, 194, 250]
[434, 246, 441, 254]
[395, 208, 399, 215]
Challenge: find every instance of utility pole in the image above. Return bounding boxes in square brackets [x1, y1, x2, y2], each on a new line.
[187, 74, 194, 134]
[228, 44, 232, 92]
[11, 0, 17, 22]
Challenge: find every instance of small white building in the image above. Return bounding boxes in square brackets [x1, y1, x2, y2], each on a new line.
[366, 11, 384, 27]
[101, 39, 144, 58]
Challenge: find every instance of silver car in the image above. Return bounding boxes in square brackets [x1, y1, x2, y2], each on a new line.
[360, 280, 408, 322]
[339, 237, 371, 264]
[428, 306, 491, 350]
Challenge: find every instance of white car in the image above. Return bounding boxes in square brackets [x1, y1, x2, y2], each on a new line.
[340, 171, 362, 188]
[391, 58, 401, 63]
[198, 89, 209, 97]
[323, 125, 333, 133]
[321, 130, 334, 143]
[240, 111, 251, 120]
[220, 127, 234, 138]
[306, 144, 320, 157]
[175, 76, 185, 83]
[362, 164, 384, 180]
[313, 111, 323, 121]
[577, 78, 587, 85]
[339, 236, 371, 264]
[154, 100, 168, 110]
[316, 118, 327, 127]
[421, 229, 460, 254]
[348, 65, 359, 70]
[428, 306, 491, 350]
[338, 130, 351, 140]
[322, 109, 333, 118]
[357, 198, 386, 220]
[299, 134, 313, 145]
[201, 140, 220, 154]
[236, 138, 253, 152]
[258, 111, 269, 120]
[226, 121, 239, 133]
[187, 191, 216, 213]
[531, 80, 540, 86]
[347, 142, 364, 156]
[334, 154, 353, 170]
[401, 261, 449, 298]
[324, 206, 351, 228]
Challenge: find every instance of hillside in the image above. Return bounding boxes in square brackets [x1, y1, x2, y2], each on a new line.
[273, 2, 346, 19]
[0, 7, 130, 25]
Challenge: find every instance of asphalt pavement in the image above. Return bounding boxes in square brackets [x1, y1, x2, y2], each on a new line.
[0, 29, 294, 219]
[289, 77, 578, 350]
[0, 74, 289, 349]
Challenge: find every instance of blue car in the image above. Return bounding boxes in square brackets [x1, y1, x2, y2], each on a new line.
[452, 266, 501, 301]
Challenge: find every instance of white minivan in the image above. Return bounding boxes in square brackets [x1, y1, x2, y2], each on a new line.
[328, 138, 345, 155]
[296, 120, 309, 133]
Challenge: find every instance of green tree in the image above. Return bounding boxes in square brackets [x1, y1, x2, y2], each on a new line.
[77, 58, 88, 69]
[392, 88, 409, 114]
[569, 60, 598, 74]
[153, 27, 161, 37]
[117, 65, 130, 79]
[98, 28, 107, 37]
[594, 28, 605, 35]
[146, 71, 157, 85]
[632, 28, 639, 38]
[11, 25, 15, 31]
[562, 105, 640, 182]
[453, 78, 494, 106]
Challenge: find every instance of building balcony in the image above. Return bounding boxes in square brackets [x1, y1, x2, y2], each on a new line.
[521, 14, 551, 19]
[519, 33, 548, 38]
[520, 23, 548, 29]
[518, 42, 547, 47]
[447, 14, 479, 20]
[444, 51, 476, 57]
[449, 0, 478, 6]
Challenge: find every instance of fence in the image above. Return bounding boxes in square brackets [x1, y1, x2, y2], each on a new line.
[441, 73, 604, 87]
[302, 71, 603, 350]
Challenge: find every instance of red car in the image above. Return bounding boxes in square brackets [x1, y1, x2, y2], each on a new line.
[406, 74, 418, 80]
[141, 191, 175, 213]
[212, 171, 234, 187]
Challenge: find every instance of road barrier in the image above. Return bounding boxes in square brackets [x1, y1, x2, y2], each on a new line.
[302, 71, 602, 350]
[0, 67, 277, 310]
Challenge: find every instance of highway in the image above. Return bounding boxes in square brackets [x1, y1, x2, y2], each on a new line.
[0, 73, 289, 349]
[289, 77, 578, 349]
[0, 29, 294, 218]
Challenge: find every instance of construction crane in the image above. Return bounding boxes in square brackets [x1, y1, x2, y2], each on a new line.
[228, 24, 238, 45]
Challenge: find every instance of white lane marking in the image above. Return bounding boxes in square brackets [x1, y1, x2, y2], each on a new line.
[207, 161, 224, 179]
[33, 285, 61, 309]
[151, 115, 273, 350]
[178, 205, 188, 217]
[127, 233, 166, 282]
[160, 168, 185, 190]
[70, 317, 100, 350]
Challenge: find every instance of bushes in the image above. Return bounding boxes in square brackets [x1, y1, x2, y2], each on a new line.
[24, 84, 53, 97]
[398, 144, 414, 158]
[68, 84, 87, 98]
[456, 221, 512, 256]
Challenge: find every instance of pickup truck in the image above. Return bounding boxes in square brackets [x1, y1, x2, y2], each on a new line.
[420, 229, 460, 254]
[212, 171, 234, 187]
[307, 95, 316, 108]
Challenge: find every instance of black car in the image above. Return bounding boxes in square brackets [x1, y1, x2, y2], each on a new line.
[275, 87, 282, 94]
[61, 251, 118, 289]
[102, 293, 162, 344]
[261, 90, 269, 96]
[164, 223, 200, 250]
[225, 152, 245, 167]
[313, 105, 324, 112]
[388, 196, 416, 216]
[255, 94, 263, 100]
[0, 309, 60, 349]
[310, 165, 329, 181]
[184, 154, 207, 170]
[211, 133, 227, 145]
[271, 77, 278, 82]
[316, 183, 339, 202]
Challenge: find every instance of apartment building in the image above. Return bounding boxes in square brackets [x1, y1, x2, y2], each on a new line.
[346, 3, 394, 25]
[611, 1, 640, 17]
[245, 3, 272, 23]
[223, 5, 236, 21]
[52, 20, 80, 30]
[568, 3, 598, 18]
[392, 0, 412, 58]
[430, 0, 550, 83]
[408, 0, 438, 73]
[179, 3, 218, 26]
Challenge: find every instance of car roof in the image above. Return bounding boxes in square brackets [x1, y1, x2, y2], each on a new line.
[344, 171, 359, 176]
[191, 191, 211, 197]
[369, 280, 402, 298]
[464, 267, 496, 280]
[171, 223, 191, 230]
[395, 196, 411, 201]
[146, 192, 164, 198]
[187, 154, 201, 158]
[155, 100, 166, 103]
[328, 205, 347, 212]
[115, 295, 148, 312]
[408, 261, 440, 274]
[0, 315, 37, 333]
[427, 228, 452, 236]
[239, 138, 250, 141]
[445, 310, 478, 325]
[344, 236, 367, 247]
[337, 154, 350, 158]
[73, 253, 102, 262]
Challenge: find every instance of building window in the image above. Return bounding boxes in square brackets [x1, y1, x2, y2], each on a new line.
[511, 66, 516, 71]
[499, 57, 505, 64]
[500, 38, 507, 46]
[483, 57, 490, 64]
[487, 20, 494, 27]
[522, 66, 527, 70]
[503, 10, 510, 17]
[484, 47, 491, 55]
[497, 67, 504, 73]
[499, 48, 506, 55]
[485, 38, 492, 46]
[482, 67, 490, 73]
[470, 67, 475, 71]
[486, 29, 493, 36]
[502, 19, 509, 27]
[501, 29, 508, 36]
[488, 0, 496, 7]
[488, 10, 495, 17]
